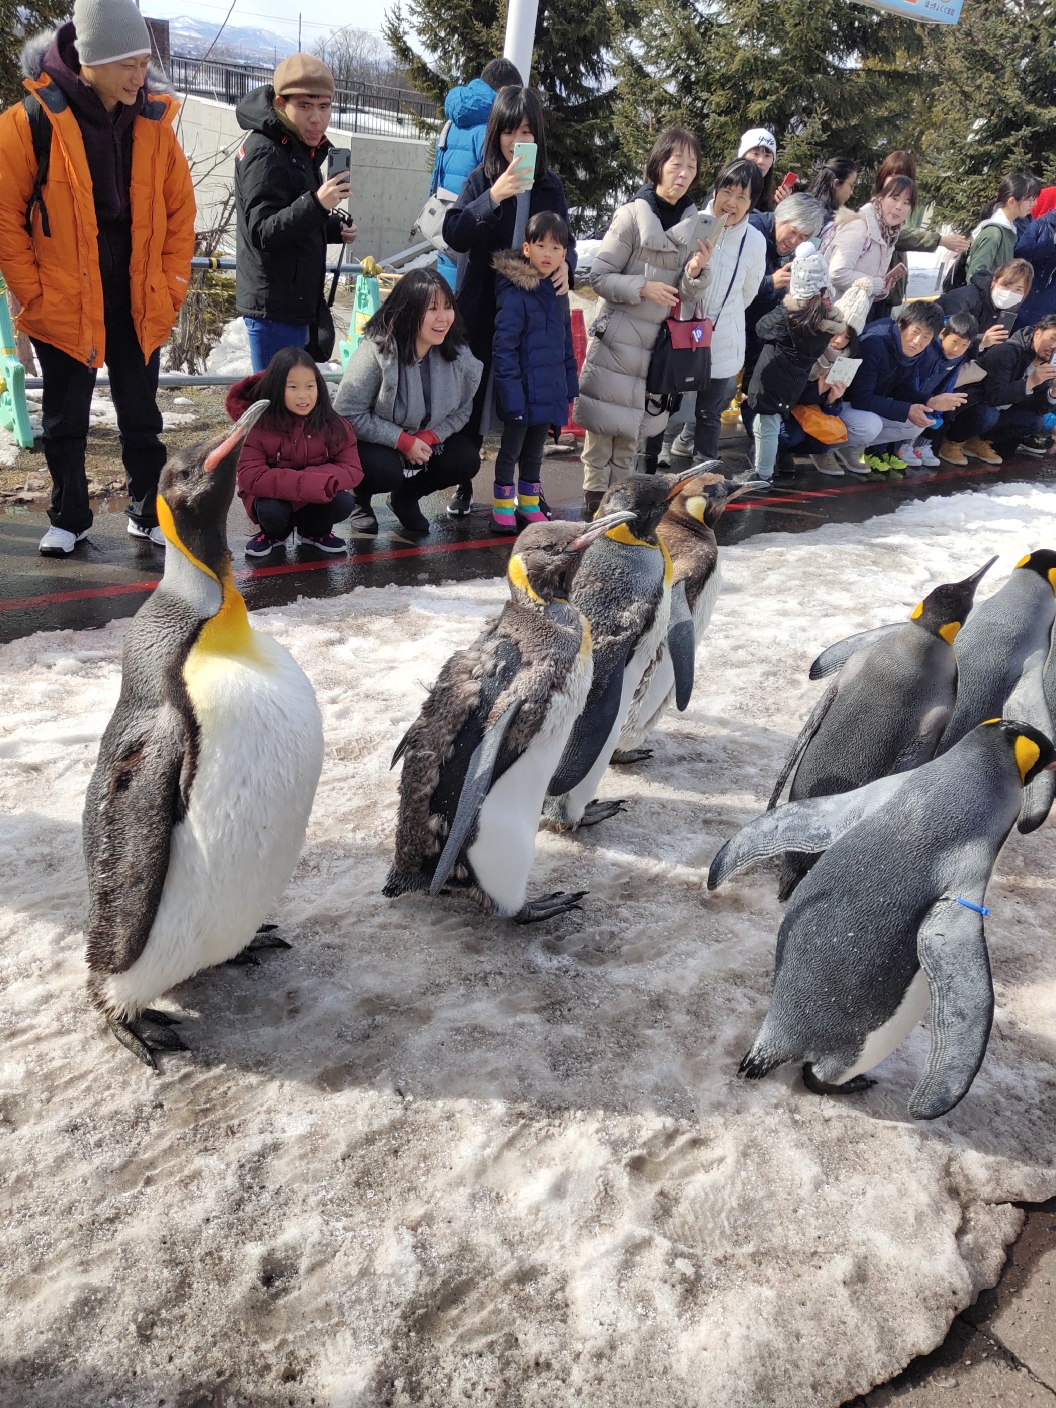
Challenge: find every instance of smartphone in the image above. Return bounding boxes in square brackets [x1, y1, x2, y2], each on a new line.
[327, 147, 351, 182]
[995, 309, 1017, 331]
[779, 171, 798, 191]
[887, 263, 908, 284]
[1050, 349, 1056, 367]
[691, 211, 726, 250]
[512, 140, 537, 189]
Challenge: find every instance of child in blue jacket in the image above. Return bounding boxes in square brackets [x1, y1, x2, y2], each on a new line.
[490, 211, 579, 532]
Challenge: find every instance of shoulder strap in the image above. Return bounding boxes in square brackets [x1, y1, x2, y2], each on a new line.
[710, 228, 748, 328]
[23, 92, 55, 239]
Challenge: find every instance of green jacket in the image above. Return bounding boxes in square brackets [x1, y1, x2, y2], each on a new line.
[965, 219, 1017, 281]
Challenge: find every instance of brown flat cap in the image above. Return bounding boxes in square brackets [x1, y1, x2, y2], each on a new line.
[273, 52, 335, 97]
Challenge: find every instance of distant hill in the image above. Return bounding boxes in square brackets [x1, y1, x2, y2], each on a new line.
[165, 14, 297, 66]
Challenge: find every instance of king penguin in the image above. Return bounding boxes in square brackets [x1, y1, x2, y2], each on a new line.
[542, 469, 698, 828]
[614, 466, 756, 763]
[938, 549, 1056, 832]
[709, 718, 1055, 1119]
[383, 511, 635, 921]
[769, 557, 995, 898]
[82, 403, 325, 1068]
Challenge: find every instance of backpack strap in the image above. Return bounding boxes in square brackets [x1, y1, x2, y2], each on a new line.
[23, 90, 60, 239]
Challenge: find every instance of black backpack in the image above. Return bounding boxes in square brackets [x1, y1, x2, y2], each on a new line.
[23, 92, 56, 238]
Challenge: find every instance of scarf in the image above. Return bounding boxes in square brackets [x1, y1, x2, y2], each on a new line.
[870, 197, 900, 247]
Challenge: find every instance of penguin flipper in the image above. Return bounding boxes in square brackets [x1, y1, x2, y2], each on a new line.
[668, 579, 696, 712]
[909, 898, 994, 1120]
[429, 699, 523, 896]
[767, 683, 838, 810]
[708, 771, 910, 891]
[809, 622, 905, 681]
[547, 648, 633, 797]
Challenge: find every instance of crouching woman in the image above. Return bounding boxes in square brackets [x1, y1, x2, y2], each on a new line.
[231, 347, 363, 557]
[335, 269, 483, 536]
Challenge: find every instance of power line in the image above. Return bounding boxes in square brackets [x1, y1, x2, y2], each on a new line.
[151, 3, 386, 35]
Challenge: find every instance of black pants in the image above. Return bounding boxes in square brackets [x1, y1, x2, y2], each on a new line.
[355, 433, 481, 512]
[692, 373, 740, 461]
[494, 421, 549, 485]
[32, 303, 165, 534]
[254, 490, 356, 541]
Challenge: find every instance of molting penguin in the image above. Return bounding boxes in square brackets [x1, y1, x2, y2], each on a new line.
[938, 549, 1056, 832]
[614, 466, 755, 764]
[82, 403, 325, 1068]
[769, 557, 995, 899]
[709, 719, 1055, 1119]
[543, 470, 698, 828]
[383, 511, 635, 921]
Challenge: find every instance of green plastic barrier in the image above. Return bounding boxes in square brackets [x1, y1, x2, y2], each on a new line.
[0, 273, 34, 449]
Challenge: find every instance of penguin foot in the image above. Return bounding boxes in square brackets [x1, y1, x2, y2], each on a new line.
[107, 1015, 189, 1070]
[610, 749, 652, 766]
[514, 890, 589, 924]
[577, 799, 627, 827]
[801, 1063, 877, 1096]
[227, 931, 293, 966]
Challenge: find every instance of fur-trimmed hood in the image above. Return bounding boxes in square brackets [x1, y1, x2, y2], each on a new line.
[20, 24, 173, 96]
[491, 249, 546, 290]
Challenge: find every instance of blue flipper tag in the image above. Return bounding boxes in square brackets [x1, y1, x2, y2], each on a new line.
[955, 897, 989, 916]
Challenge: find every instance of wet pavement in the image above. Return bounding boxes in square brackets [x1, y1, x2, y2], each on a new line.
[2, 436, 1055, 643]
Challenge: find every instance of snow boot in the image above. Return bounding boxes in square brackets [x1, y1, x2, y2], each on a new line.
[492, 482, 518, 534]
[516, 479, 550, 524]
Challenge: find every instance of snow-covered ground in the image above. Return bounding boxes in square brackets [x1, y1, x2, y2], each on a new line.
[2, 482, 1055, 1407]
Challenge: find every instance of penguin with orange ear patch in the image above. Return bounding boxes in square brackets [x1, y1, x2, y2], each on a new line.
[82, 402, 325, 1069]
[769, 558, 995, 899]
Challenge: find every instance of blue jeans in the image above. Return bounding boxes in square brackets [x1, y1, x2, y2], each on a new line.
[752, 412, 782, 478]
[244, 317, 310, 373]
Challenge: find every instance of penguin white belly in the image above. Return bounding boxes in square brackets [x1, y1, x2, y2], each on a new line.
[835, 967, 931, 1084]
[468, 673, 591, 916]
[102, 631, 323, 1017]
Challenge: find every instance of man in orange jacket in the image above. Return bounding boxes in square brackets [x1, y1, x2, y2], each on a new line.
[0, 0, 194, 556]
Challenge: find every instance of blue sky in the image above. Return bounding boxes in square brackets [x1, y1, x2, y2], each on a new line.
[145, 0, 392, 48]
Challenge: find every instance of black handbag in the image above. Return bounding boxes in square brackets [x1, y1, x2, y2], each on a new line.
[306, 234, 348, 362]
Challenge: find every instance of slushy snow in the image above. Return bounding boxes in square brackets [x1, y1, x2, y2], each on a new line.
[2, 481, 1055, 1407]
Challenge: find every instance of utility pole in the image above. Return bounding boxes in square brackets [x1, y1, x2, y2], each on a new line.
[298, 13, 302, 51]
[502, 0, 538, 82]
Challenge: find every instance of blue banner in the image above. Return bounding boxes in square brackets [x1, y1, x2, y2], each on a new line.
[850, 0, 964, 24]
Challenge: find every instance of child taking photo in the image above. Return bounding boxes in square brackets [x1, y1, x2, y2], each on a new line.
[741, 242, 846, 483]
[489, 211, 580, 532]
[228, 347, 363, 558]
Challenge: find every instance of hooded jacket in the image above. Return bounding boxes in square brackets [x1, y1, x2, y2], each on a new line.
[234, 86, 345, 324]
[822, 204, 898, 300]
[744, 210, 794, 369]
[1014, 213, 1056, 326]
[491, 249, 578, 426]
[431, 79, 497, 287]
[226, 372, 362, 522]
[939, 269, 1002, 342]
[0, 25, 194, 366]
[965, 211, 1017, 282]
[902, 336, 971, 402]
[745, 303, 844, 417]
[977, 326, 1052, 409]
[849, 318, 928, 421]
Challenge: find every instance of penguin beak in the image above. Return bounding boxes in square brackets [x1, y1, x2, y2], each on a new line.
[203, 399, 269, 473]
[964, 555, 998, 587]
[665, 462, 719, 499]
[567, 509, 636, 550]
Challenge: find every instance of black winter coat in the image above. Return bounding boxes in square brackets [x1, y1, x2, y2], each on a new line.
[977, 326, 1051, 409]
[745, 305, 839, 416]
[938, 270, 1002, 345]
[234, 87, 344, 323]
[442, 165, 577, 369]
[744, 211, 793, 372]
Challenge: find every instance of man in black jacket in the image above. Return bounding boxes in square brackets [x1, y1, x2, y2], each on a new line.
[234, 53, 357, 371]
[975, 316, 1056, 460]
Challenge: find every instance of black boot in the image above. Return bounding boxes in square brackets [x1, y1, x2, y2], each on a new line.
[581, 490, 605, 522]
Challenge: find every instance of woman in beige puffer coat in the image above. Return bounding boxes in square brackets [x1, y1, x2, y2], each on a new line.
[574, 129, 714, 511]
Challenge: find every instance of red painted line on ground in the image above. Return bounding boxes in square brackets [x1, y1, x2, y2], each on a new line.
[723, 458, 1019, 510]
[0, 535, 514, 613]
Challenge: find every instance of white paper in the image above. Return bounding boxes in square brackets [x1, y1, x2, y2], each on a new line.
[825, 355, 863, 387]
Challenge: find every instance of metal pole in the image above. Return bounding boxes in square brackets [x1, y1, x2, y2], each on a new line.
[502, 0, 539, 81]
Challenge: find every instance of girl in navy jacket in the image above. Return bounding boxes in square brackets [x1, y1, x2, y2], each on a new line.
[489, 211, 579, 531]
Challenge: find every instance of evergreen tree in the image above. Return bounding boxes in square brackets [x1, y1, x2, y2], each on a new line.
[917, 0, 1056, 224]
[384, 0, 635, 231]
[0, 0, 70, 112]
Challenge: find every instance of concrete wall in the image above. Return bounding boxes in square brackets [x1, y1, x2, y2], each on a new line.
[176, 94, 434, 262]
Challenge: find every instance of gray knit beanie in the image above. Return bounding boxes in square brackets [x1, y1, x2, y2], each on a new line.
[72, 0, 151, 65]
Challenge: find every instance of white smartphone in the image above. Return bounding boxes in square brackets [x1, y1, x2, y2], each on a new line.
[512, 140, 537, 189]
[691, 211, 726, 250]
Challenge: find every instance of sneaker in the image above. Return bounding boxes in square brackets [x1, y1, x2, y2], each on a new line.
[733, 470, 770, 486]
[446, 483, 473, 517]
[774, 448, 797, 477]
[294, 530, 347, 554]
[895, 441, 921, 465]
[862, 453, 890, 473]
[245, 530, 281, 558]
[657, 446, 673, 468]
[938, 440, 968, 467]
[127, 519, 166, 547]
[1016, 434, 1051, 458]
[387, 492, 430, 535]
[39, 525, 88, 557]
[346, 500, 379, 536]
[886, 450, 908, 470]
[810, 451, 844, 476]
[963, 437, 1003, 465]
[915, 442, 941, 468]
[835, 447, 871, 475]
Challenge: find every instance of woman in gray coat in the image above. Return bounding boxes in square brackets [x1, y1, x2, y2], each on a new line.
[574, 128, 714, 516]
[335, 269, 482, 535]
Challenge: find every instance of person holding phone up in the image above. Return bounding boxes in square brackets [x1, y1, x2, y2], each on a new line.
[822, 174, 916, 314]
[234, 53, 358, 373]
[440, 86, 576, 518]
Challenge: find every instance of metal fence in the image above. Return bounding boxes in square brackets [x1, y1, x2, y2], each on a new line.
[170, 54, 440, 138]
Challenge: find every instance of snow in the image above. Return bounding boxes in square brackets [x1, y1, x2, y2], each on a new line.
[2, 481, 1056, 1406]
[206, 316, 253, 377]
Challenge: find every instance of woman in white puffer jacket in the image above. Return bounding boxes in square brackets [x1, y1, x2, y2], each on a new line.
[823, 175, 916, 305]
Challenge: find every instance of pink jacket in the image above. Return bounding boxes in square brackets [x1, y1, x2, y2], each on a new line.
[227, 373, 362, 523]
[822, 204, 897, 300]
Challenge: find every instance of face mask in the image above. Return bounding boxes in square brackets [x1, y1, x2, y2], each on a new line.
[992, 287, 1024, 310]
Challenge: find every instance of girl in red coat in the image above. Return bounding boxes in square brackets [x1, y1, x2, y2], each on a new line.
[227, 347, 363, 557]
